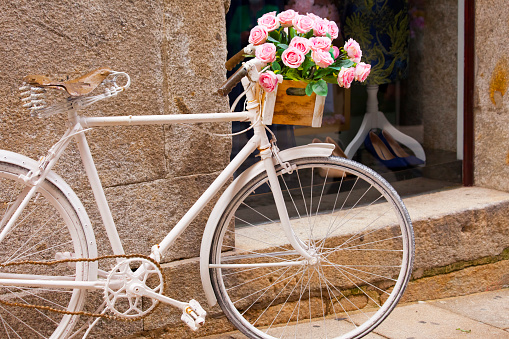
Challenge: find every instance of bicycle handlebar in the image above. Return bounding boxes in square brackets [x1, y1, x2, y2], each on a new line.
[217, 66, 248, 96]
[225, 49, 247, 71]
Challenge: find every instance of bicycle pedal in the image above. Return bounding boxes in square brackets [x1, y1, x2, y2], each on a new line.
[181, 299, 206, 331]
[189, 299, 207, 318]
[181, 312, 204, 331]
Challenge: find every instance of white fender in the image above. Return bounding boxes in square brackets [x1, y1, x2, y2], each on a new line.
[0, 150, 98, 278]
[199, 143, 334, 306]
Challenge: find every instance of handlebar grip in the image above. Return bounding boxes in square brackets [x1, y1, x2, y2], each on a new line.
[218, 66, 248, 96]
[225, 48, 247, 71]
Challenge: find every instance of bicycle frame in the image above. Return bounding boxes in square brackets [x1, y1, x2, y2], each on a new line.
[0, 93, 321, 310]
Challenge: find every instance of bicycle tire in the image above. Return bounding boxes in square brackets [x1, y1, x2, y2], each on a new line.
[209, 156, 414, 339]
[0, 160, 91, 338]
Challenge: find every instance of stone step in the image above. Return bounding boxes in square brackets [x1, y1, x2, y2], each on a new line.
[124, 187, 509, 338]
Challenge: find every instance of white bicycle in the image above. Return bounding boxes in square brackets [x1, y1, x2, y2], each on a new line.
[0, 52, 414, 338]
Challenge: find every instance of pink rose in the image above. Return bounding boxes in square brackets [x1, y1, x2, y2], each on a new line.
[307, 13, 322, 22]
[255, 43, 276, 63]
[354, 62, 371, 82]
[258, 11, 280, 32]
[309, 36, 332, 52]
[312, 49, 334, 68]
[344, 38, 362, 63]
[277, 10, 298, 27]
[293, 15, 314, 34]
[248, 25, 268, 45]
[313, 19, 329, 37]
[328, 21, 339, 39]
[337, 67, 356, 88]
[332, 46, 340, 59]
[259, 71, 279, 92]
[289, 37, 310, 55]
[281, 47, 305, 68]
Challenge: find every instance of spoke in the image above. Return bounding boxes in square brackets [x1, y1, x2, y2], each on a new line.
[10, 240, 75, 263]
[226, 266, 289, 292]
[239, 265, 302, 318]
[316, 265, 328, 338]
[316, 269, 369, 322]
[0, 313, 16, 339]
[7, 285, 70, 310]
[0, 303, 45, 338]
[335, 206, 391, 248]
[318, 186, 380, 251]
[314, 176, 361, 251]
[323, 174, 345, 240]
[317, 264, 353, 326]
[272, 267, 310, 338]
[325, 258, 386, 304]
[322, 234, 403, 260]
[0, 192, 41, 245]
[308, 168, 315, 243]
[295, 169, 310, 226]
[320, 206, 392, 257]
[5, 287, 59, 325]
[226, 227, 293, 254]
[279, 172, 302, 220]
[240, 201, 276, 224]
[219, 245, 300, 264]
[325, 260, 399, 284]
[5, 213, 58, 263]
[339, 235, 403, 251]
[264, 266, 307, 332]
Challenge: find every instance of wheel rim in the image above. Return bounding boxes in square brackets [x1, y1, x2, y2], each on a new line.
[211, 158, 414, 339]
[0, 165, 89, 338]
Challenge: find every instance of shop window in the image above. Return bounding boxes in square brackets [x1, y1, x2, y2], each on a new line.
[226, 0, 463, 197]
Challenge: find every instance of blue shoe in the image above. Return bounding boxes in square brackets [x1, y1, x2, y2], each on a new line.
[379, 130, 425, 167]
[364, 131, 408, 169]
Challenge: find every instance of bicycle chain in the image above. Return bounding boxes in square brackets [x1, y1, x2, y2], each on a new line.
[0, 253, 165, 322]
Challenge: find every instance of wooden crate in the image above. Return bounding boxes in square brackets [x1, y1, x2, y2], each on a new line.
[262, 80, 325, 127]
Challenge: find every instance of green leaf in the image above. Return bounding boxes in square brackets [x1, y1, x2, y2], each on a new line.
[305, 82, 314, 96]
[286, 68, 303, 81]
[272, 60, 281, 71]
[326, 33, 332, 40]
[267, 36, 279, 44]
[269, 30, 280, 42]
[323, 75, 338, 84]
[312, 79, 328, 96]
[289, 27, 296, 40]
[277, 43, 289, 50]
[281, 30, 289, 45]
[302, 58, 314, 76]
[329, 47, 335, 59]
[332, 59, 355, 69]
[314, 68, 333, 79]
[304, 31, 313, 39]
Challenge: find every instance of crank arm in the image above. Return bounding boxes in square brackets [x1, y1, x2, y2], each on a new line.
[133, 285, 207, 331]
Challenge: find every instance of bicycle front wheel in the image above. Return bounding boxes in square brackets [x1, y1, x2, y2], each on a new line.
[209, 156, 414, 339]
[0, 160, 92, 338]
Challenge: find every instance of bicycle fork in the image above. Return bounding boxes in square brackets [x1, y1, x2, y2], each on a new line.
[254, 124, 314, 262]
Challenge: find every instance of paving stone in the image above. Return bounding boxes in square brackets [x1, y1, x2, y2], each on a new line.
[429, 289, 509, 330]
[366, 303, 509, 339]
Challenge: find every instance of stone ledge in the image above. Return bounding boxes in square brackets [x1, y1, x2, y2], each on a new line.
[122, 187, 509, 338]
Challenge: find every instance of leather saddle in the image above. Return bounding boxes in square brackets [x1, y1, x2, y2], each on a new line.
[23, 67, 113, 97]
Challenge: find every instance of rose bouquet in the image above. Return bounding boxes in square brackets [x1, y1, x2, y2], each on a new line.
[247, 10, 370, 96]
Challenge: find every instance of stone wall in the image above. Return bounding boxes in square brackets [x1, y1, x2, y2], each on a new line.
[0, 1, 230, 336]
[474, 1, 509, 192]
[0, 0, 231, 257]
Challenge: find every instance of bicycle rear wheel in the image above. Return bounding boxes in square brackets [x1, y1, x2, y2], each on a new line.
[209, 156, 414, 339]
[0, 160, 91, 338]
